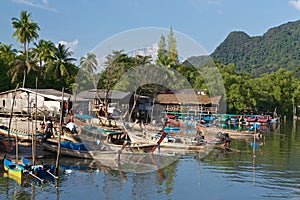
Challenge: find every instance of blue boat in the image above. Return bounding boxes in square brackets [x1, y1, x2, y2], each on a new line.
[3, 158, 25, 180]
[21, 157, 56, 181]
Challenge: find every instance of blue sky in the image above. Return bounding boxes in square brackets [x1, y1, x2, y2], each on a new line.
[1, 0, 300, 60]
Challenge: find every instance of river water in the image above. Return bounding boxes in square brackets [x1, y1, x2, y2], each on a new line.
[1, 119, 300, 200]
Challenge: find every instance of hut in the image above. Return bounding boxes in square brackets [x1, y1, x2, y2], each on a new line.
[0, 88, 72, 117]
[155, 91, 221, 116]
[76, 89, 131, 115]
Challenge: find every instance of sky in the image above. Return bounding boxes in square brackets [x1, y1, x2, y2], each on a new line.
[1, 0, 300, 61]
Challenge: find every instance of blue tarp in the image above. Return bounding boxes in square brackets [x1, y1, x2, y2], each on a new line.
[60, 141, 88, 151]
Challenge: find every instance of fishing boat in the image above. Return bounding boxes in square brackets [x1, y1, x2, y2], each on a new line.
[205, 126, 262, 139]
[43, 138, 94, 159]
[0, 125, 44, 141]
[121, 123, 230, 155]
[78, 125, 165, 154]
[21, 157, 56, 181]
[257, 116, 271, 124]
[3, 172, 23, 185]
[246, 116, 258, 123]
[3, 157, 25, 180]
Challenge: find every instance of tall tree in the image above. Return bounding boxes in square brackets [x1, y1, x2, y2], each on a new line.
[80, 52, 98, 91]
[0, 43, 17, 65]
[167, 27, 178, 65]
[33, 39, 55, 68]
[0, 43, 16, 91]
[11, 10, 40, 87]
[8, 50, 38, 86]
[46, 44, 77, 86]
[101, 50, 132, 117]
[156, 35, 168, 65]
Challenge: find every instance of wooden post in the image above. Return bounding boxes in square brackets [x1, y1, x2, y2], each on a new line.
[34, 78, 38, 164]
[31, 112, 34, 163]
[150, 132, 167, 153]
[253, 125, 256, 157]
[8, 84, 19, 162]
[55, 87, 64, 176]
[31, 77, 38, 165]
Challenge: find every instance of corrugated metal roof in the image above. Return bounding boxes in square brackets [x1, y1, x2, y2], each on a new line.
[20, 88, 71, 101]
[77, 89, 131, 100]
[0, 88, 75, 101]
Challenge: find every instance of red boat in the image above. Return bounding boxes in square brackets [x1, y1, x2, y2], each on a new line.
[246, 116, 257, 122]
[257, 116, 270, 123]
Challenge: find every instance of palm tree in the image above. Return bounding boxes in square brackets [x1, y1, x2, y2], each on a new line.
[11, 10, 40, 88]
[8, 50, 38, 85]
[80, 52, 101, 116]
[0, 43, 17, 65]
[46, 44, 77, 85]
[80, 52, 98, 89]
[33, 39, 55, 67]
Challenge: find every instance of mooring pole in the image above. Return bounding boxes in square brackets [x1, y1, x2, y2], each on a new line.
[55, 87, 64, 177]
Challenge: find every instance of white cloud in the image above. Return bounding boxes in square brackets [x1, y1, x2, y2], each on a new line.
[289, 0, 300, 10]
[12, 0, 58, 12]
[208, 0, 221, 6]
[58, 39, 79, 53]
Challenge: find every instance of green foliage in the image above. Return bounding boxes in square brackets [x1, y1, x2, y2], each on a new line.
[11, 10, 40, 52]
[33, 39, 55, 67]
[11, 10, 40, 88]
[167, 27, 178, 65]
[45, 43, 77, 86]
[211, 20, 300, 78]
[156, 35, 168, 65]
[155, 28, 178, 67]
[80, 52, 98, 90]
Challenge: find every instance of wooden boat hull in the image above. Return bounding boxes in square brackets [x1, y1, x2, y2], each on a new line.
[79, 126, 159, 154]
[3, 158, 24, 180]
[0, 127, 43, 141]
[3, 172, 22, 185]
[43, 141, 94, 159]
[124, 127, 228, 154]
[21, 157, 55, 180]
[206, 127, 261, 139]
[0, 137, 15, 152]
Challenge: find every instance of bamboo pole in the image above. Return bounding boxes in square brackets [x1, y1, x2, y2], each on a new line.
[8, 84, 19, 162]
[31, 112, 34, 162]
[31, 78, 38, 165]
[55, 87, 64, 176]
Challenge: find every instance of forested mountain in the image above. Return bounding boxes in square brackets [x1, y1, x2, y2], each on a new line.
[210, 19, 300, 77]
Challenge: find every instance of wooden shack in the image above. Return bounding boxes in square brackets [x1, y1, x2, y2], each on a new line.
[0, 88, 72, 116]
[156, 92, 221, 115]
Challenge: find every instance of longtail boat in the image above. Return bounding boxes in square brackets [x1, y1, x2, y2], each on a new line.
[43, 138, 94, 159]
[0, 125, 44, 141]
[78, 125, 166, 154]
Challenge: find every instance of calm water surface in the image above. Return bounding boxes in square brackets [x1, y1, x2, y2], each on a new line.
[1, 119, 300, 200]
